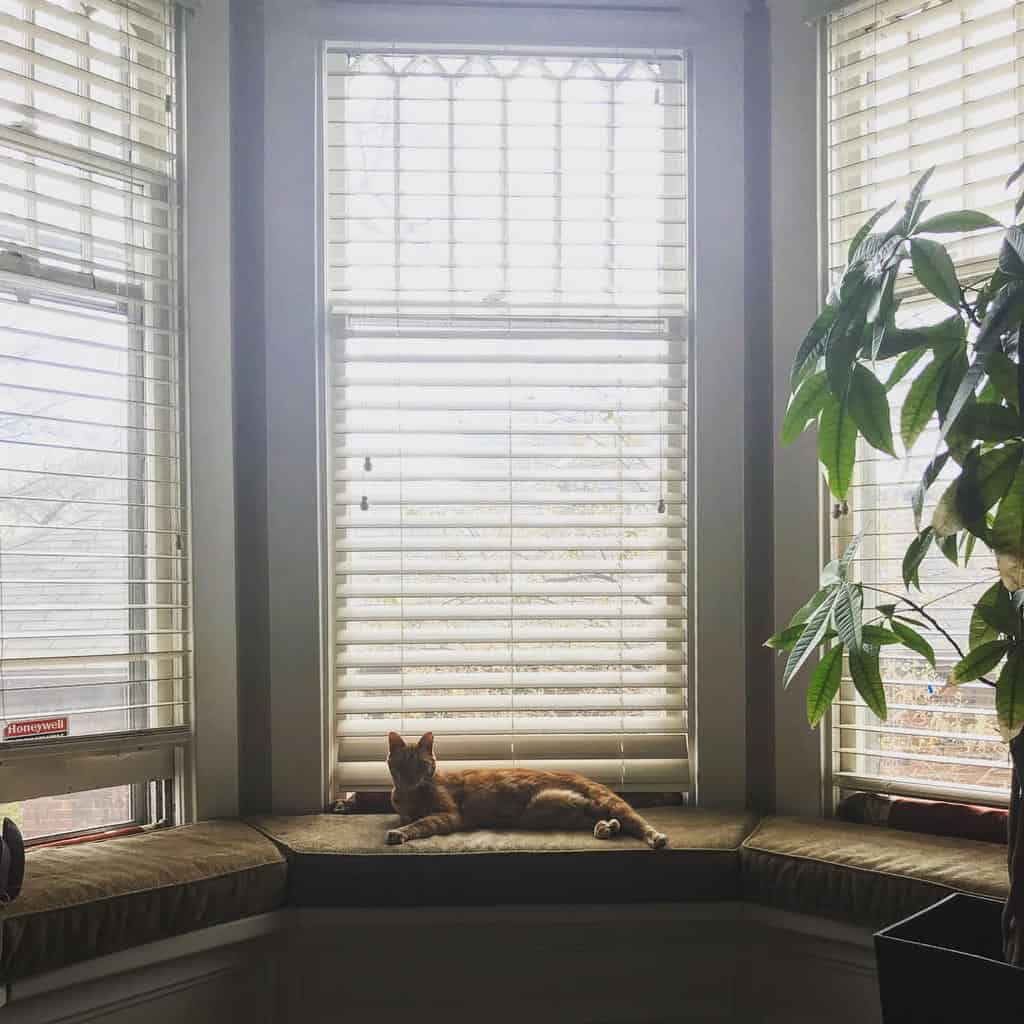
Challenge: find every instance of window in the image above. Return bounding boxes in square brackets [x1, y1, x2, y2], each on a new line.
[325, 47, 688, 792]
[825, 0, 1022, 804]
[0, 0, 187, 839]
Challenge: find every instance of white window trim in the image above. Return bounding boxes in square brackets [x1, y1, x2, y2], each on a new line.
[767, 0, 830, 817]
[259, 0, 749, 813]
[184, 0, 240, 820]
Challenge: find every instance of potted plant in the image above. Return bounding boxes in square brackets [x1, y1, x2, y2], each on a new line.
[767, 162, 1024, 1010]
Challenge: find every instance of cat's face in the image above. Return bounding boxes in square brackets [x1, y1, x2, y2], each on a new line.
[387, 731, 436, 789]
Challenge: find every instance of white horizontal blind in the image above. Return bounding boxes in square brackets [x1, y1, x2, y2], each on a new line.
[826, 0, 1022, 805]
[326, 47, 688, 791]
[0, 0, 188, 756]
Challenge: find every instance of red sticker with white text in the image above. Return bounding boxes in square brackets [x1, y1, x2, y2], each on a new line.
[3, 717, 69, 741]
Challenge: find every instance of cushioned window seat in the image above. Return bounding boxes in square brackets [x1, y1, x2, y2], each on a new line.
[0, 820, 287, 983]
[1, 808, 1014, 991]
[249, 807, 760, 907]
[741, 814, 1009, 930]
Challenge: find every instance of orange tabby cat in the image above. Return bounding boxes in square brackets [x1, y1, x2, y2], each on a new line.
[385, 731, 669, 849]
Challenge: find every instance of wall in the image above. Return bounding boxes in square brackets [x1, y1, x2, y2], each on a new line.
[230, 0, 273, 817]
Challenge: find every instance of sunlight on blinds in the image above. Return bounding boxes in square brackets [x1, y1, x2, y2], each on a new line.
[826, 0, 1022, 804]
[325, 48, 688, 791]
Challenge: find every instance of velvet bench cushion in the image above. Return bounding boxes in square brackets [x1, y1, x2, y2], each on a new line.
[250, 807, 760, 907]
[740, 815, 1010, 930]
[0, 821, 288, 983]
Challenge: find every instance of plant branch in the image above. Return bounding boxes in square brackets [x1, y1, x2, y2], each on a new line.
[861, 583, 998, 687]
[960, 294, 982, 328]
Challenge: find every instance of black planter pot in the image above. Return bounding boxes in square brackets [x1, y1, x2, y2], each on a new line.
[875, 892, 1024, 1023]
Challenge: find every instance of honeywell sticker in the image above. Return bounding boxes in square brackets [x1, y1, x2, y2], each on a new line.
[2, 717, 69, 741]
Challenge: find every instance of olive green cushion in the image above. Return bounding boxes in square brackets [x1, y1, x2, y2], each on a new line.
[0, 821, 287, 982]
[250, 807, 759, 907]
[740, 815, 1009, 929]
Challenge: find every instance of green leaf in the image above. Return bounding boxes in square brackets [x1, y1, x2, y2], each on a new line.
[936, 349, 969, 429]
[901, 357, 944, 450]
[931, 478, 963, 538]
[956, 403, 1020, 442]
[963, 530, 978, 565]
[867, 267, 898, 329]
[820, 560, 841, 587]
[832, 582, 864, 654]
[886, 348, 927, 391]
[848, 646, 887, 719]
[889, 620, 936, 668]
[1009, 160, 1024, 190]
[848, 202, 897, 264]
[986, 351, 1019, 409]
[938, 532, 959, 565]
[765, 623, 805, 652]
[950, 639, 1011, 683]
[790, 588, 831, 627]
[913, 451, 950, 531]
[782, 371, 828, 447]
[875, 315, 965, 361]
[847, 364, 894, 455]
[824, 299, 867, 397]
[941, 282, 1024, 441]
[910, 238, 962, 310]
[818, 393, 857, 501]
[997, 646, 1024, 742]
[946, 446, 1019, 542]
[783, 590, 837, 689]
[974, 445, 1022, 511]
[876, 603, 897, 618]
[915, 210, 1003, 234]
[862, 624, 901, 645]
[1000, 227, 1024, 278]
[895, 166, 935, 235]
[806, 645, 844, 728]
[972, 582, 1017, 648]
[838, 526, 866, 575]
[791, 306, 838, 387]
[902, 527, 934, 590]
[992, 464, 1024, 592]
[893, 613, 929, 629]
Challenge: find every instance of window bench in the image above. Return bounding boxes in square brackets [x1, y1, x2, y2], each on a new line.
[247, 808, 759, 907]
[0, 808, 1012, 1022]
[0, 821, 287, 984]
[740, 814, 1008, 930]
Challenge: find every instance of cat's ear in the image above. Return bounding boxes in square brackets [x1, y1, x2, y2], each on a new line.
[388, 731, 406, 754]
[417, 731, 434, 755]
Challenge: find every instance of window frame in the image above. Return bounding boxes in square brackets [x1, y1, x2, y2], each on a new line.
[0, 0, 240, 830]
[258, 0, 751, 813]
[322, 42, 692, 796]
[821, 0, 1016, 809]
[768, 0, 833, 817]
[768, 0, 1019, 813]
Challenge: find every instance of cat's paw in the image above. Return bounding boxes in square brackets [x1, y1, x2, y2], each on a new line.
[646, 831, 668, 850]
[385, 829, 406, 845]
[593, 818, 620, 840]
